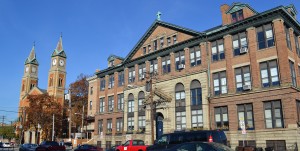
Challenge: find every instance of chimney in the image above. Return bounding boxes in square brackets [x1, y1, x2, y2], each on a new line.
[95, 69, 100, 72]
[221, 4, 230, 25]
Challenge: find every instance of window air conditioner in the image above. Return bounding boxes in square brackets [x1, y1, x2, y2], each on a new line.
[178, 64, 185, 70]
[242, 84, 251, 91]
[108, 85, 112, 89]
[240, 47, 248, 54]
[109, 107, 113, 112]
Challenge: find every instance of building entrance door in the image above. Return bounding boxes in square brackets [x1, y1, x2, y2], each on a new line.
[156, 113, 164, 139]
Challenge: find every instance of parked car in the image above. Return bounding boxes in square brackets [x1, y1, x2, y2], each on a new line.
[147, 142, 233, 151]
[106, 145, 118, 151]
[115, 140, 147, 151]
[64, 142, 73, 150]
[19, 143, 38, 151]
[74, 144, 103, 151]
[147, 130, 227, 151]
[35, 141, 66, 151]
[3, 142, 11, 148]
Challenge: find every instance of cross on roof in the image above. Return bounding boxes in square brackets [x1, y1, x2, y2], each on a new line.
[156, 11, 162, 20]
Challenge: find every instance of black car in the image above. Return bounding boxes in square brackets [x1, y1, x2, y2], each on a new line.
[19, 143, 38, 151]
[149, 142, 233, 151]
[74, 144, 103, 151]
[105, 145, 118, 151]
[147, 130, 227, 151]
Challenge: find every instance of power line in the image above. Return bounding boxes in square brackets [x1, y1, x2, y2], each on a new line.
[0, 109, 20, 113]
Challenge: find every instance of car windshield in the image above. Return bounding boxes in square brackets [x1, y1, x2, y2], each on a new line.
[64, 143, 72, 146]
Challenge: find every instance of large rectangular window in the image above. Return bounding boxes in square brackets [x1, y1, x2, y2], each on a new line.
[108, 74, 114, 89]
[107, 119, 112, 134]
[108, 96, 114, 112]
[191, 87, 202, 106]
[215, 106, 229, 130]
[162, 55, 171, 74]
[90, 86, 93, 95]
[138, 116, 145, 133]
[160, 37, 164, 48]
[128, 100, 134, 113]
[116, 118, 123, 133]
[105, 141, 111, 150]
[290, 60, 297, 87]
[173, 35, 177, 44]
[167, 37, 171, 46]
[260, 60, 279, 87]
[295, 33, 300, 57]
[285, 26, 292, 50]
[99, 98, 105, 113]
[213, 71, 227, 95]
[175, 91, 185, 107]
[153, 40, 157, 51]
[150, 59, 158, 75]
[235, 66, 251, 92]
[118, 71, 124, 86]
[176, 111, 186, 130]
[233, 32, 248, 56]
[138, 63, 146, 81]
[211, 39, 225, 61]
[100, 78, 105, 91]
[257, 24, 274, 49]
[237, 104, 254, 129]
[231, 10, 244, 23]
[190, 45, 201, 67]
[128, 67, 135, 83]
[117, 94, 124, 111]
[297, 100, 300, 122]
[191, 110, 203, 128]
[128, 117, 134, 132]
[98, 120, 103, 135]
[175, 50, 185, 70]
[264, 100, 283, 128]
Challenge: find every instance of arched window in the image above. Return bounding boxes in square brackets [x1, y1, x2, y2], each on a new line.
[190, 80, 203, 128]
[128, 93, 134, 132]
[175, 83, 186, 130]
[128, 94, 134, 113]
[190, 80, 202, 106]
[58, 78, 63, 87]
[138, 91, 145, 111]
[175, 83, 185, 107]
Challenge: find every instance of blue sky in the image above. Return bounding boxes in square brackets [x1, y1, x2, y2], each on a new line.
[0, 0, 299, 124]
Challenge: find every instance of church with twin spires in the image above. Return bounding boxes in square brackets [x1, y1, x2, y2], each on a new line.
[18, 36, 67, 143]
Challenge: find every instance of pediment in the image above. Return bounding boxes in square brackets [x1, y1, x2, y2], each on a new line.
[124, 20, 202, 62]
[226, 2, 258, 14]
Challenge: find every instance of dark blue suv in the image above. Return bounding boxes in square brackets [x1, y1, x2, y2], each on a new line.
[147, 130, 227, 151]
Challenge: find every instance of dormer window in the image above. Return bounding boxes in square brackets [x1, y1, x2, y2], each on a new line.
[109, 60, 114, 67]
[231, 10, 244, 23]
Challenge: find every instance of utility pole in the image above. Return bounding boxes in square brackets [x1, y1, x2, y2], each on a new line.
[52, 114, 55, 141]
[68, 89, 72, 141]
[149, 77, 155, 145]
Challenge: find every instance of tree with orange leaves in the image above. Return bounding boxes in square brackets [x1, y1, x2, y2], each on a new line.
[26, 93, 63, 140]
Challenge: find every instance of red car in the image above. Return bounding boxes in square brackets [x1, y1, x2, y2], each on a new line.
[116, 140, 147, 151]
[74, 144, 103, 151]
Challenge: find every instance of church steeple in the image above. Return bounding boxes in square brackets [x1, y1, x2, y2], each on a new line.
[48, 35, 67, 106]
[51, 35, 67, 58]
[20, 44, 39, 99]
[25, 44, 39, 65]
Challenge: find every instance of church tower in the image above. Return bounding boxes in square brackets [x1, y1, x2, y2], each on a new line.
[47, 36, 67, 105]
[20, 44, 39, 100]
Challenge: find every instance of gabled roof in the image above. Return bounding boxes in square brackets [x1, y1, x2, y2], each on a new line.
[21, 87, 47, 100]
[285, 4, 298, 15]
[52, 36, 67, 58]
[25, 45, 39, 65]
[123, 20, 204, 63]
[226, 2, 258, 14]
[107, 54, 124, 62]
